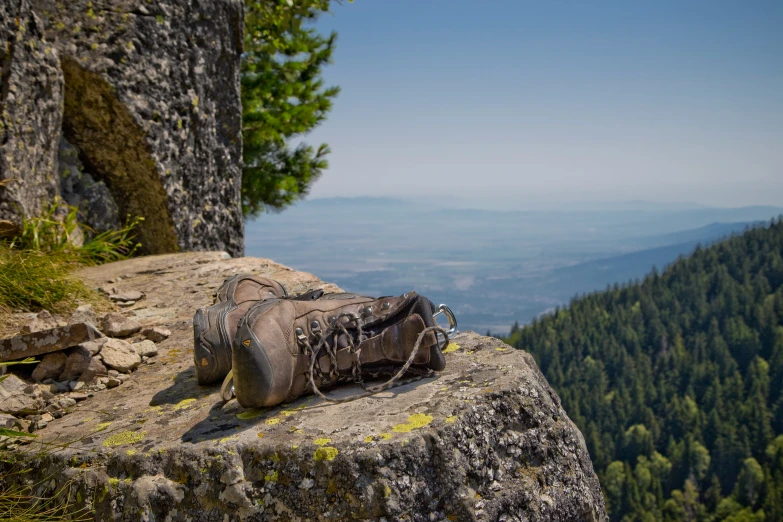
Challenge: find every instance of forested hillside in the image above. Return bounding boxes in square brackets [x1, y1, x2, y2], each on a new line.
[507, 218, 783, 521]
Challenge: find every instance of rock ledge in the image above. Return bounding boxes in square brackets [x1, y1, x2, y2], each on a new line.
[4, 253, 606, 521]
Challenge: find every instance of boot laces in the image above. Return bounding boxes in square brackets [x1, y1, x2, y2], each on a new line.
[299, 311, 448, 404]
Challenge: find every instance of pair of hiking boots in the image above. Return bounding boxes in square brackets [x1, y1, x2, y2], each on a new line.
[193, 274, 457, 408]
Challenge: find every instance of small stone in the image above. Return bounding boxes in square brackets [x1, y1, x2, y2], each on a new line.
[78, 357, 108, 383]
[13, 418, 31, 433]
[67, 304, 98, 326]
[102, 313, 142, 338]
[140, 326, 171, 342]
[69, 381, 85, 391]
[55, 381, 71, 393]
[106, 377, 121, 388]
[97, 377, 109, 385]
[107, 370, 119, 377]
[299, 478, 314, 490]
[40, 413, 54, 423]
[109, 290, 144, 302]
[60, 397, 77, 408]
[220, 252, 231, 260]
[36, 385, 54, 401]
[69, 392, 88, 401]
[132, 340, 158, 357]
[80, 337, 109, 356]
[20, 310, 58, 334]
[0, 413, 17, 428]
[0, 374, 44, 415]
[32, 352, 68, 382]
[116, 373, 129, 382]
[94, 383, 106, 391]
[99, 339, 141, 372]
[59, 347, 93, 381]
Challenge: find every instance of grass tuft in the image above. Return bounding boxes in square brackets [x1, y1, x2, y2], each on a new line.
[0, 247, 95, 313]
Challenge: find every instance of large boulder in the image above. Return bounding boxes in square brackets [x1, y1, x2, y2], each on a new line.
[0, 0, 64, 224]
[0, 0, 245, 256]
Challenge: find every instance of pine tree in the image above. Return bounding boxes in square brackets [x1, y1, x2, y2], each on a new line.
[241, 0, 340, 216]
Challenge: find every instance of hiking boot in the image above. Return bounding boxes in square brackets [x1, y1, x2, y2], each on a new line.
[230, 292, 456, 408]
[193, 274, 288, 385]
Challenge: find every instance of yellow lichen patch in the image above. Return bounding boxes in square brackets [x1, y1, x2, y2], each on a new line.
[313, 447, 339, 461]
[93, 422, 112, 432]
[380, 433, 393, 440]
[442, 343, 460, 354]
[264, 470, 279, 483]
[257, 433, 265, 438]
[219, 435, 238, 444]
[363, 435, 374, 443]
[392, 413, 434, 433]
[280, 410, 296, 417]
[445, 416, 458, 424]
[265, 418, 280, 426]
[313, 438, 331, 446]
[108, 478, 120, 487]
[103, 430, 146, 448]
[291, 445, 299, 450]
[83, 417, 94, 422]
[495, 347, 508, 352]
[236, 409, 264, 420]
[384, 484, 392, 498]
[173, 398, 196, 410]
[126, 450, 136, 456]
[144, 406, 164, 416]
[466, 350, 475, 355]
[270, 453, 280, 462]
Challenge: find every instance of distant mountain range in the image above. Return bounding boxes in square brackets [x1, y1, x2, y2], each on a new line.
[246, 199, 783, 334]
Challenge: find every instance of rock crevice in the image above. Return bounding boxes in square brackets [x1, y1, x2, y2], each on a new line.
[0, 0, 245, 256]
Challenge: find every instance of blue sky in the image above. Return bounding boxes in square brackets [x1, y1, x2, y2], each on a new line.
[301, 0, 782, 208]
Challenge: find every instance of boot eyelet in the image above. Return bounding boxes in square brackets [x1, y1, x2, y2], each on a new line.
[361, 306, 373, 317]
[295, 327, 308, 347]
[310, 320, 322, 335]
[328, 316, 336, 324]
[382, 302, 391, 310]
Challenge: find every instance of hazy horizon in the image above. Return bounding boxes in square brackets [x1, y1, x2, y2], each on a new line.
[293, 1, 782, 208]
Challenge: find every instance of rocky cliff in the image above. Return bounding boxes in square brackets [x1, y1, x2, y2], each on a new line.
[1, 253, 607, 521]
[0, 0, 244, 256]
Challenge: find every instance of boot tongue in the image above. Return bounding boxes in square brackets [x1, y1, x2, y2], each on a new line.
[359, 292, 419, 329]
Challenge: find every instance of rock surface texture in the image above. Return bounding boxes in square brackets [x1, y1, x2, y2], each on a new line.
[0, 0, 245, 256]
[0, 0, 64, 224]
[4, 253, 607, 521]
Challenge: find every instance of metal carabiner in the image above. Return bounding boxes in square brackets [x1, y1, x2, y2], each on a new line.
[433, 304, 458, 336]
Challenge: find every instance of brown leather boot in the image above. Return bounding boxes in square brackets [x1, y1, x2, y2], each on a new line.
[229, 292, 455, 408]
[193, 274, 289, 385]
